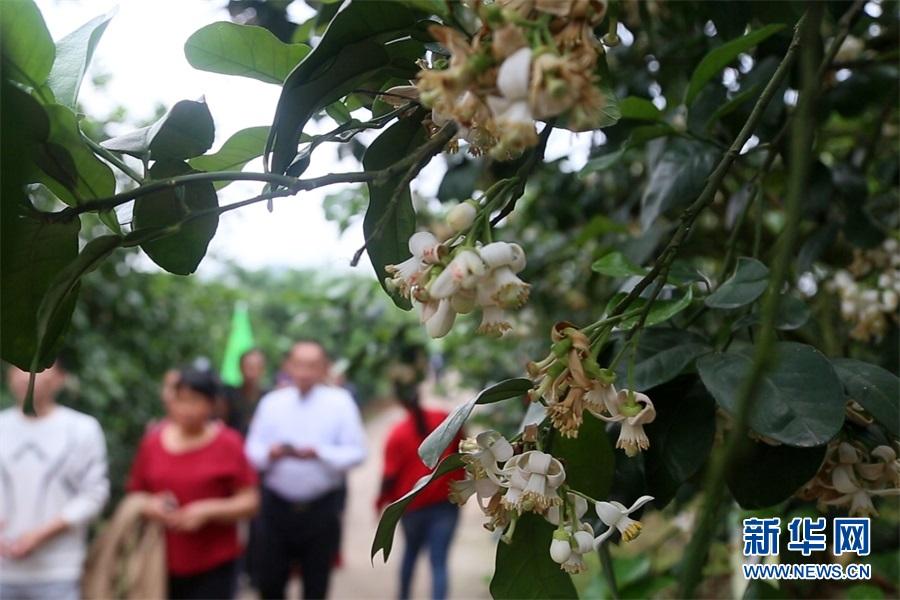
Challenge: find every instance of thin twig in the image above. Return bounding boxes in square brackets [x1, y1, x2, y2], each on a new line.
[350, 122, 458, 266]
[82, 134, 144, 184]
[678, 5, 823, 596]
[491, 122, 555, 226]
[606, 15, 808, 323]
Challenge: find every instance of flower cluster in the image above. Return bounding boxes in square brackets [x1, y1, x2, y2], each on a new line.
[449, 430, 654, 573]
[384, 206, 530, 339]
[798, 441, 900, 517]
[527, 323, 656, 454]
[393, 0, 610, 159]
[827, 237, 900, 342]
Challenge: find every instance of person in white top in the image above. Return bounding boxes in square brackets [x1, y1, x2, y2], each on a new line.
[0, 362, 109, 600]
[245, 341, 366, 600]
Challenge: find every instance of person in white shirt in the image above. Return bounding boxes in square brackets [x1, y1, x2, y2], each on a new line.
[0, 362, 109, 600]
[245, 341, 366, 600]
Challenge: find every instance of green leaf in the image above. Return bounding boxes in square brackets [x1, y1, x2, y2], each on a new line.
[0, 0, 55, 89]
[491, 513, 577, 600]
[732, 294, 811, 331]
[704, 84, 762, 130]
[101, 99, 215, 161]
[362, 113, 427, 309]
[39, 104, 116, 205]
[268, 0, 421, 174]
[698, 342, 845, 446]
[47, 9, 115, 108]
[618, 96, 662, 122]
[606, 286, 694, 330]
[372, 453, 464, 562]
[832, 359, 899, 438]
[580, 124, 675, 176]
[685, 24, 786, 105]
[33, 235, 122, 369]
[184, 21, 310, 85]
[705, 257, 769, 309]
[0, 213, 80, 371]
[418, 378, 532, 468]
[189, 126, 269, 189]
[644, 380, 716, 506]
[592, 251, 647, 278]
[555, 412, 615, 499]
[727, 441, 826, 509]
[613, 329, 711, 391]
[398, 0, 449, 17]
[325, 100, 353, 124]
[640, 138, 718, 230]
[132, 161, 219, 275]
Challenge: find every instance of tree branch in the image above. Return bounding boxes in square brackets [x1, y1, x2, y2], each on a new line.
[678, 5, 823, 596]
[491, 122, 554, 226]
[607, 14, 808, 322]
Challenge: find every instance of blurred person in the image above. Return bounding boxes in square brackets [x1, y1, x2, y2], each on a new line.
[245, 341, 366, 600]
[377, 375, 463, 600]
[0, 362, 109, 600]
[222, 348, 269, 435]
[145, 369, 180, 433]
[127, 367, 259, 600]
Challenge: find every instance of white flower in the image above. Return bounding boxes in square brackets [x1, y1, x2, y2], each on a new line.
[486, 48, 538, 158]
[593, 495, 654, 547]
[460, 430, 514, 484]
[478, 304, 512, 337]
[489, 266, 530, 309]
[429, 249, 485, 299]
[550, 522, 594, 574]
[596, 390, 656, 457]
[584, 380, 617, 416]
[501, 450, 566, 513]
[479, 242, 518, 269]
[448, 474, 501, 506]
[549, 530, 572, 564]
[385, 232, 442, 296]
[447, 202, 478, 232]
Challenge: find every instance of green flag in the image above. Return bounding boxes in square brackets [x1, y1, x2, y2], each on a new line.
[220, 303, 255, 386]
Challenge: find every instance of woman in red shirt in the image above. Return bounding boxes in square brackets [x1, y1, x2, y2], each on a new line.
[128, 367, 259, 600]
[378, 385, 464, 600]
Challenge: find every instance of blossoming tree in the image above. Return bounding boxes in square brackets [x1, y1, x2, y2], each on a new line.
[2, 0, 897, 597]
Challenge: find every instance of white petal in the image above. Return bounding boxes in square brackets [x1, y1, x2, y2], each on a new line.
[497, 47, 532, 100]
[409, 231, 439, 257]
[595, 501, 623, 527]
[550, 538, 572, 564]
[625, 495, 655, 514]
[592, 526, 615, 549]
[425, 299, 456, 338]
[490, 436, 515, 462]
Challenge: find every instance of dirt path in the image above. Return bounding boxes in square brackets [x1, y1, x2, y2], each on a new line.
[244, 388, 496, 600]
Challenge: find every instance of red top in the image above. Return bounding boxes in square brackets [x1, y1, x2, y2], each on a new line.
[378, 408, 464, 511]
[127, 424, 257, 575]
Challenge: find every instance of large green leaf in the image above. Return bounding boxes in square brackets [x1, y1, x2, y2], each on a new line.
[101, 99, 215, 161]
[605, 286, 694, 330]
[0, 0, 54, 89]
[267, 0, 422, 174]
[832, 359, 899, 438]
[613, 329, 711, 391]
[705, 257, 769, 309]
[33, 235, 122, 369]
[684, 23, 786, 105]
[727, 441, 826, 509]
[372, 453, 464, 562]
[184, 22, 310, 85]
[644, 380, 716, 507]
[697, 342, 845, 447]
[39, 103, 116, 205]
[555, 412, 615, 500]
[132, 161, 219, 275]
[47, 9, 115, 108]
[418, 378, 532, 468]
[0, 213, 80, 371]
[189, 126, 269, 189]
[618, 96, 662, 122]
[362, 113, 427, 309]
[640, 138, 718, 230]
[592, 251, 647, 278]
[490, 513, 578, 600]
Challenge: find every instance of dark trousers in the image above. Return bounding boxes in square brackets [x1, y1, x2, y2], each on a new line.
[257, 487, 343, 600]
[169, 559, 238, 600]
[399, 502, 459, 600]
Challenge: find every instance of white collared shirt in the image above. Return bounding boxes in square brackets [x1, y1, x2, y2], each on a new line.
[244, 384, 367, 501]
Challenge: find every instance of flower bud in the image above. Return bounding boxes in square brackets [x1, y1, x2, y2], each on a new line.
[446, 201, 478, 233]
[550, 532, 572, 564]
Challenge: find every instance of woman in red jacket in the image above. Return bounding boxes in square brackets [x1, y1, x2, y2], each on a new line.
[128, 367, 259, 600]
[378, 384, 464, 600]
